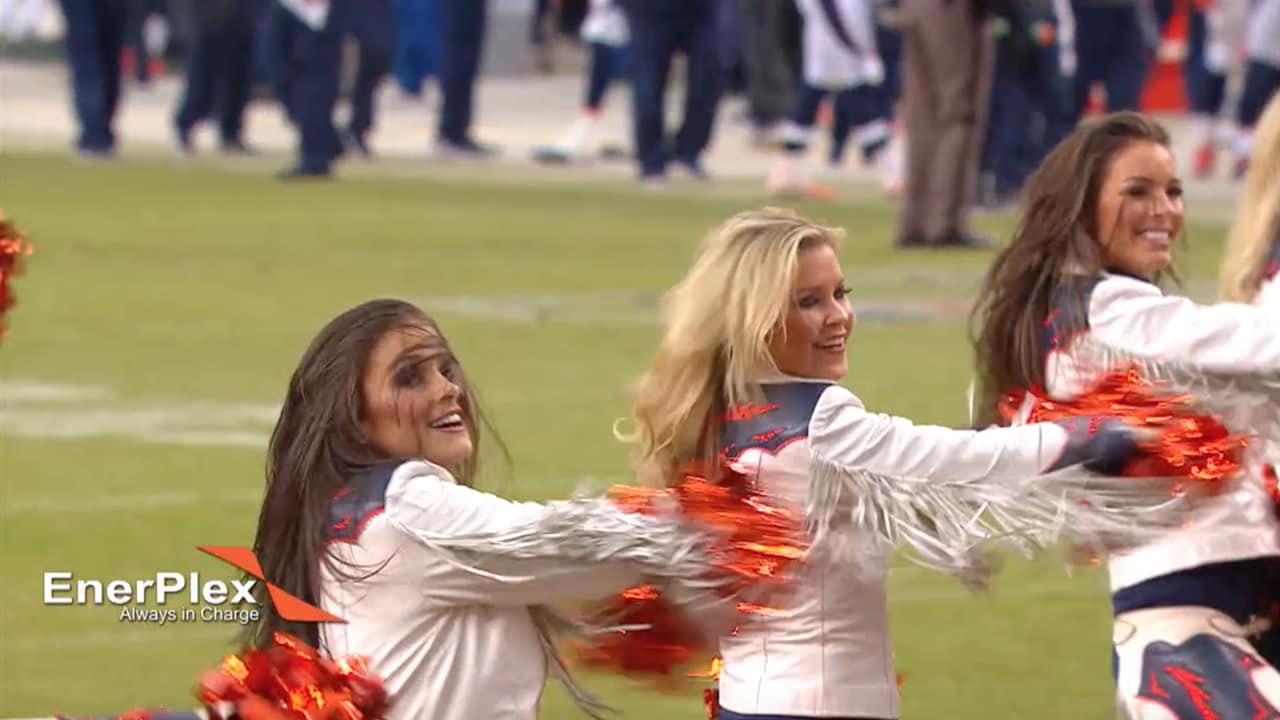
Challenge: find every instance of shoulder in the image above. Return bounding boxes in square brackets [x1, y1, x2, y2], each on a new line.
[809, 384, 873, 436]
[720, 381, 835, 461]
[1043, 274, 1104, 338]
[327, 460, 455, 545]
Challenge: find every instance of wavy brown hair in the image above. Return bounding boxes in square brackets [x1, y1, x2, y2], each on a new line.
[242, 299, 505, 648]
[970, 112, 1176, 426]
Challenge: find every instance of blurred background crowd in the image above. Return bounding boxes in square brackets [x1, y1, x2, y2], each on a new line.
[2, 0, 1277, 246]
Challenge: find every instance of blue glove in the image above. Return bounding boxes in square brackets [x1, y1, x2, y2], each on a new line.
[1048, 416, 1142, 475]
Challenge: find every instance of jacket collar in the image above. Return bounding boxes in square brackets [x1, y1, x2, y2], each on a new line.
[754, 370, 837, 386]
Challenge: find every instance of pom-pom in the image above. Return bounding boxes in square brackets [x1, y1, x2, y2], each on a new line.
[0, 212, 34, 345]
[1002, 366, 1247, 492]
[573, 462, 805, 682]
[1265, 464, 1279, 519]
[198, 633, 388, 720]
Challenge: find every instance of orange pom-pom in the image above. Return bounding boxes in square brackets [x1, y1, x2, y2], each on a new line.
[1002, 366, 1247, 493]
[0, 212, 34, 345]
[574, 462, 806, 686]
[198, 633, 388, 720]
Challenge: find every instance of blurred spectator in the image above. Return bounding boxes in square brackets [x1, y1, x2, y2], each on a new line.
[56, 0, 129, 157]
[737, 0, 801, 145]
[896, 0, 994, 248]
[392, 0, 441, 99]
[532, 0, 629, 164]
[1068, 0, 1154, 117]
[436, 0, 494, 156]
[714, 0, 746, 96]
[261, 0, 343, 178]
[767, 0, 885, 200]
[978, 0, 1072, 207]
[828, 17, 899, 174]
[1184, 0, 1246, 178]
[343, 0, 396, 157]
[1233, 0, 1280, 176]
[529, 0, 553, 71]
[618, 0, 721, 184]
[124, 0, 168, 84]
[171, 0, 257, 155]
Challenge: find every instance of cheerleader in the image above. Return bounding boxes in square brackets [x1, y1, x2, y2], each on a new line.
[619, 208, 1171, 720]
[532, 0, 628, 165]
[767, 0, 885, 199]
[243, 299, 756, 720]
[970, 112, 1280, 718]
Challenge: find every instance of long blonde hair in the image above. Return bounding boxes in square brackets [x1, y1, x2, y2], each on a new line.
[1221, 92, 1280, 303]
[617, 208, 844, 487]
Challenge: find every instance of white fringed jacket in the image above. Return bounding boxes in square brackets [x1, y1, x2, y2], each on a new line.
[317, 460, 640, 720]
[1033, 271, 1280, 594]
[714, 377, 1138, 718]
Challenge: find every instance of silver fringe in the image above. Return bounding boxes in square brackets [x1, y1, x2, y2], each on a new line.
[392, 498, 752, 717]
[805, 455, 1194, 590]
[529, 607, 615, 720]
[1064, 333, 1280, 443]
[400, 497, 730, 597]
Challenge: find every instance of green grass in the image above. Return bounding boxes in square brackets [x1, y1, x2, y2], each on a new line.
[0, 150, 1232, 718]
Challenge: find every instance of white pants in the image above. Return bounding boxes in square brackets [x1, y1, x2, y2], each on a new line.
[1114, 606, 1280, 719]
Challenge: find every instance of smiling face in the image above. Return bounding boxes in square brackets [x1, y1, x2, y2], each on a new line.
[1094, 140, 1184, 280]
[360, 323, 474, 468]
[766, 243, 855, 381]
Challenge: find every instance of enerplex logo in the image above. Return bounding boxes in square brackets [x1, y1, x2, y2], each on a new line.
[42, 546, 343, 626]
[198, 546, 342, 622]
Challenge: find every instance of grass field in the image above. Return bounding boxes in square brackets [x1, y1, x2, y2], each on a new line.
[0, 149, 1233, 718]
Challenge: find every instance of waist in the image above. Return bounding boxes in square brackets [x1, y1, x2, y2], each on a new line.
[1112, 557, 1280, 625]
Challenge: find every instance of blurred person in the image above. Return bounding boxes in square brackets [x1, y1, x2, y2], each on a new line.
[244, 298, 761, 720]
[261, 0, 342, 178]
[1231, 0, 1280, 178]
[435, 0, 495, 157]
[828, 16, 899, 171]
[737, 0, 801, 146]
[622, 207, 1169, 720]
[124, 0, 168, 84]
[714, 0, 746, 97]
[171, 0, 257, 156]
[392, 0, 441, 99]
[529, 0, 553, 72]
[618, 0, 721, 184]
[978, 0, 1073, 208]
[532, 0, 629, 165]
[56, 0, 129, 157]
[1184, 0, 1247, 178]
[766, 0, 885, 200]
[895, 0, 995, 248]
[1067, 0, 1156, 118]
[970, 112, 1280, 718]
[341, 0, 396, 157]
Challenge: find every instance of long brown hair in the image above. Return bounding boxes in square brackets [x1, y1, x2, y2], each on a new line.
[970, 112, 1174, 426]
[243, 299, 505, 648]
